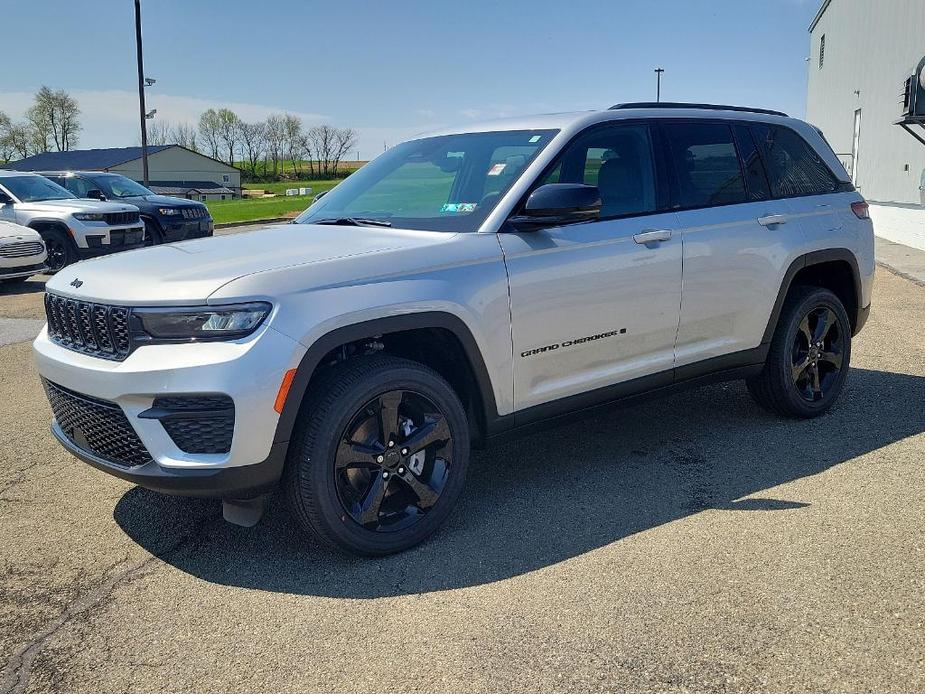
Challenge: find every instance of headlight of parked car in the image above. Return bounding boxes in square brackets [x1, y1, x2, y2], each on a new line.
[73, 212, 106, 222]
[134, 302, 271, 341]
[158, 207, 181, 216]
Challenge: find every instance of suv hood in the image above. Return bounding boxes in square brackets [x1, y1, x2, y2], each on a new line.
[46, 223, 455, 305]
[14, 199, 138, 215]
[118, 194, 205, 208]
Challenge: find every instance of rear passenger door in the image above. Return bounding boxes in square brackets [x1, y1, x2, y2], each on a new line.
[663, 120, 801, 369]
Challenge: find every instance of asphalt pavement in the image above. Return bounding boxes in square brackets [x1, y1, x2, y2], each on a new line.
[0, 251, 923, 693]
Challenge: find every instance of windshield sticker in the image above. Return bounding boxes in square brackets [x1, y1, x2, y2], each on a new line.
[441, 202, 477, 214]
[528, 135, 542, 143]
[487, 163, 506, 176]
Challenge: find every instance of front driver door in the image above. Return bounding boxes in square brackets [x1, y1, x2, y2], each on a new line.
[498, 122, 682, 415]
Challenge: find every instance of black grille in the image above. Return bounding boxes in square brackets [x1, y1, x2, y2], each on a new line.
[0, 241, 45, 258]
[181, 207, 208, 219]
[104, 211, 141, 225]
[149, 395, 235, 454]
[45, 293, 132, 360]
[43, 380, 151, 468]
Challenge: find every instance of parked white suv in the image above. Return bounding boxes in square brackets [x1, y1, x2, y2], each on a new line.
[0, 220, 47, 283]
[34, 104, 874, 555]
[0, 171, 144, 271]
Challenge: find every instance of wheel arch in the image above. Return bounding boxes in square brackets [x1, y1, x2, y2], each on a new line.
[763, 248, 863, 343]
[273, 312, 501, 447]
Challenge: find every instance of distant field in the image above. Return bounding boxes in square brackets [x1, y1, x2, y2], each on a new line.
[209, 180, 344, 224]
[243, 179, 343, 196]
[238, 159, 366, 179]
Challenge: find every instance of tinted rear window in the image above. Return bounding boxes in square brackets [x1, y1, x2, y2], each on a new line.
[662, 122, 747, 208]
[750, 124, 839, 197]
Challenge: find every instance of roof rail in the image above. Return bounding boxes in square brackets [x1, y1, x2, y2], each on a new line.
[609, 102, 789, 117]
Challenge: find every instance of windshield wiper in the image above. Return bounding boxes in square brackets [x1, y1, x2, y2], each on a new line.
[312, 217, 392, 228]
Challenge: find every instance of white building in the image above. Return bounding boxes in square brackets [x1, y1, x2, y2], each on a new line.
[807, 0, 925, 250]
[6, 145, 241, 198]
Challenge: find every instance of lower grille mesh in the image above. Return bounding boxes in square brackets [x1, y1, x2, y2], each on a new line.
[43, 380, 151, 468]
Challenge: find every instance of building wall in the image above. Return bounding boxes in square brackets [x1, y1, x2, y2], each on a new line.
[111, 146, 241, 193]
[806, 0, 925, 205]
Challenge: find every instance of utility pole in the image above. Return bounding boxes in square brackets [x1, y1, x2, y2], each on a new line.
[134, 0, 149, 186]
[654, 67, 665, 103]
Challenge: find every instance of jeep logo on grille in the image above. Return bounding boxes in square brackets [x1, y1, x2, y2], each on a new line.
[70, 278, 83, 288]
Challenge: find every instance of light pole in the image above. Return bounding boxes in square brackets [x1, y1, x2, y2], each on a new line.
[654, 68, 665, 103]
[134, 0, 149, 187]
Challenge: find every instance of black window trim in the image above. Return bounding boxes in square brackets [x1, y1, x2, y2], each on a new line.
[731, 123, 773, 202]
[504, 119, 673, 229]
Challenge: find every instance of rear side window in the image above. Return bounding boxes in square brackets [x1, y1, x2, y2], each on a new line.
[750, 124, 839, 197]
[732, 125, 771, 200]
[662, 122, 747, 208]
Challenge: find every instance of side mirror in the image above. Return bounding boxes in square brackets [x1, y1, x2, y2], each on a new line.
[509, 183, 601, 230]
[86, 189, 106, 201]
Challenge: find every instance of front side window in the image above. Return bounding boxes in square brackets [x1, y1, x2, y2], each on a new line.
[751, 124, 839, 197]
[62, 176, 94, 198]
[662, 122, 747, 208]
[0, 175, 75, 202]
[296, 129, 557, 232]
[539, 124, 657, 219]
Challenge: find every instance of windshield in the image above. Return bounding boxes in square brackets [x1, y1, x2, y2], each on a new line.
[295, 129, 558, 232]
[93, 174, 153, 198]
[1, 175, 75, 202]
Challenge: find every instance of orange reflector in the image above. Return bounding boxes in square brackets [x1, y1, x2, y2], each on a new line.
[274, 368, 298, 414]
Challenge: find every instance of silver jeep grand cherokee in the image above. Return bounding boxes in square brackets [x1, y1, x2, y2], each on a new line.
[34, 103, 874, 555]
[0, 171, 144, 271]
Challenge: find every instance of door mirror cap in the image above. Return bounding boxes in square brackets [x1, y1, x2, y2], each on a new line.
[509, 183, 601, 230]
[86, 189, 106, 201]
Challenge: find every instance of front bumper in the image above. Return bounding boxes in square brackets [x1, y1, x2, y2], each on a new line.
[76, 225, 146, 256]
[34, 322, 306, 495]
[160, 218, 214, 242]
[52, 422, 287, 498]
[0, 261, 47, 279]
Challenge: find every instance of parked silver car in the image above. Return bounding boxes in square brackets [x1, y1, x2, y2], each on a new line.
[0, 171, 144, 271]
[35, 103, 874, 555]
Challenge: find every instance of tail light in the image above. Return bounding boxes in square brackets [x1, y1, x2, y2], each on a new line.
[851, 201, 870, 219]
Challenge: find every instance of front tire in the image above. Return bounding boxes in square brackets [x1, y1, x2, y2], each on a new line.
[285, 355, 470, 556]
[143, 218, 164, 246]
[747, 286, 851, 418]
[38, 228, 78, 273]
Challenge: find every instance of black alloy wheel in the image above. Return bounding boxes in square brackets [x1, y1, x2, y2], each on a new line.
[285, 355, 470, 555]
[335, 390, 452, 532]
[747, 286, 852, 418]
[41, 229, 75, 273]
[790, 306, 845, 402]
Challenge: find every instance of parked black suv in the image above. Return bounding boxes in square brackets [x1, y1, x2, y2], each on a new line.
[40, 171, 214, 245]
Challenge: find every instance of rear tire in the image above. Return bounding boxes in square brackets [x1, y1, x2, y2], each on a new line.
[285, 355, 470, 556]
[747, 286, 851, 418]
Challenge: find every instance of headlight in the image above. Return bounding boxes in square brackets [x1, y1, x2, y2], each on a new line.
[158, 207, 181, 216]
[134, 302, 271, 341]
[73, 212, 106, 222]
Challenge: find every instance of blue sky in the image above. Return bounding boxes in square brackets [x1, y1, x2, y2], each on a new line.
[0, 0, 819, 159]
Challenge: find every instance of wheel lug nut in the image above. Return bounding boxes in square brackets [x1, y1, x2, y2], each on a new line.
[382, 471, 389, 479]
[401, 448, 408, 456]
[376, 455, 384, 463]
[388, 441, 395, 448]
[398, 466, 405, 474]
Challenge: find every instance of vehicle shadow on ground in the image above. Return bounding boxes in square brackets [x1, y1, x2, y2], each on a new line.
[0, 277, 47, 297]
[114, 367, 925, 598]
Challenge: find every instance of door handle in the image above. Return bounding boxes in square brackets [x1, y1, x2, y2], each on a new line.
[757, 214, 788, 227]
[633, 229, 672, 244]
